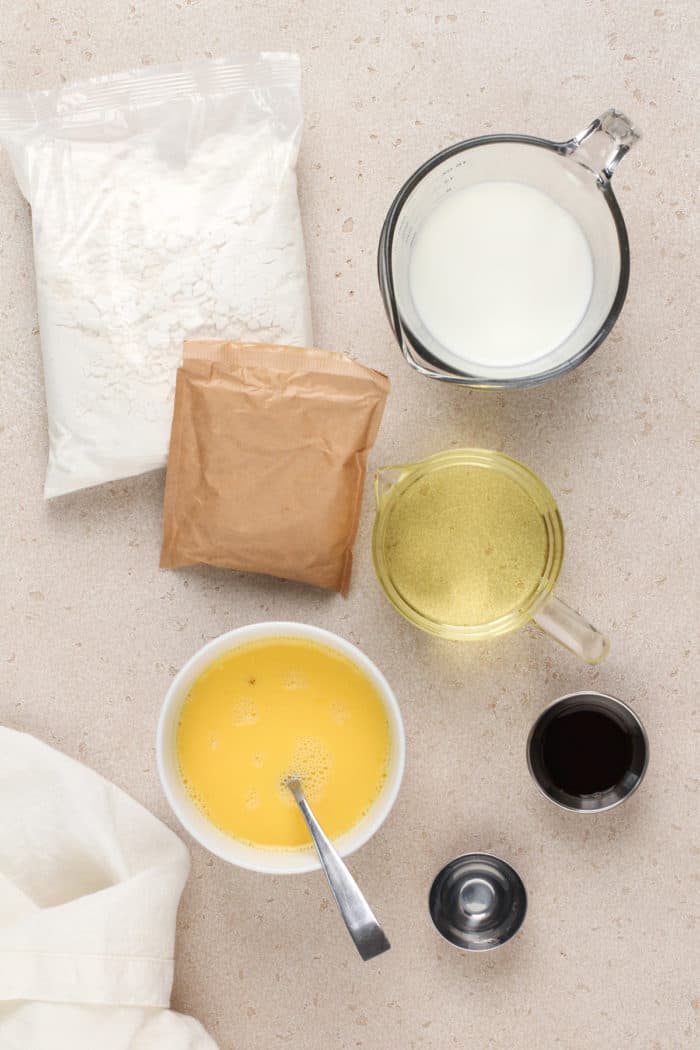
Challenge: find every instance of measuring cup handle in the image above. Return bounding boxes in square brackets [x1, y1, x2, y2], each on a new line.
[569, 109, 641, 181]
[532, 595, 610, 665]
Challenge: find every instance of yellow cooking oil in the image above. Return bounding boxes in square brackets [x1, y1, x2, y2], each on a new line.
[176, 637, 391, 849]
[382, 463, 550, 627]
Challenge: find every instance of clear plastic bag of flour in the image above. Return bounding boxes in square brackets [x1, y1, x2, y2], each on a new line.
[0, 54, 312, 497]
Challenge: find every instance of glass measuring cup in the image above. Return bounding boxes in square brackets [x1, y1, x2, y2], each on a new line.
[378, 109, 640, 387]
[372, 449, 608, 664]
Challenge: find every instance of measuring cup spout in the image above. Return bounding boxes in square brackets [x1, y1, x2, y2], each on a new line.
[374, 465, 410, 508]
[567, 108, 641, 182]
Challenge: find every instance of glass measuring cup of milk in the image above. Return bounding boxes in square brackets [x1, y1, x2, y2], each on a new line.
[378, 109, 640, 387]
[372, 449, 609, 664]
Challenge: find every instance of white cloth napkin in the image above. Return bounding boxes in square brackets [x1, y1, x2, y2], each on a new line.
[0, 727, 218, 1049]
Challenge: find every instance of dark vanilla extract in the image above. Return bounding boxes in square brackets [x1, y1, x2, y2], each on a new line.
[540, 708, 633, 796]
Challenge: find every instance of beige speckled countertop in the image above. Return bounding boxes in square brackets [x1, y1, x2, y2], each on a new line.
[1, 2, 698, 1048]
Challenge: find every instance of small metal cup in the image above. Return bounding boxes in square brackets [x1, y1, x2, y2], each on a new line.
[527, 691, 649, 813]
[429, 853, 527, 951]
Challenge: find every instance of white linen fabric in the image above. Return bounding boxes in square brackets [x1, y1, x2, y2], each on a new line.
[0, 727, 218, 1049]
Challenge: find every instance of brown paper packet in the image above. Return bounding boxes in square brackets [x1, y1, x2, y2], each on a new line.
[160, 341, 390, 594]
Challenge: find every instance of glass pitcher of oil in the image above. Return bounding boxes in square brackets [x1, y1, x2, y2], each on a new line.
[372, 449, 608, 664]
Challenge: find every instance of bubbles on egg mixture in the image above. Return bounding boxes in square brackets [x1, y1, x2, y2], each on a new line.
[279, 736, 332, 806]
[284, 671, 309, 691]
[232, 696, 258, 726]
[330, 699, 350, 725]
[181, 775, 211, 819]
[244, 789, 260, 811]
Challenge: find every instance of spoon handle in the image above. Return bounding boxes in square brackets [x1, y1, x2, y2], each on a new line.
[289, 780, 390, 961]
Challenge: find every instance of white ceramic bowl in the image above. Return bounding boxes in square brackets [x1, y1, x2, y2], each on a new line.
[157, 621, 405, 875]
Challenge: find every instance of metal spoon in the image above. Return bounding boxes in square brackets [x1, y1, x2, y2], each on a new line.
[286, 777, 390, 961]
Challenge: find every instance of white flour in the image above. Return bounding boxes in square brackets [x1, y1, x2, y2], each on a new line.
[0, 54, 312, 497]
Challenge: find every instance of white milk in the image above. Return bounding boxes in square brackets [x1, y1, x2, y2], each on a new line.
[408, 181, 594, 370]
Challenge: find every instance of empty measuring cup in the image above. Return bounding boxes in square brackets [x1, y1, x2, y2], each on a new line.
[378, 109, 640, 387]
[372, 449, 609, 664]
[429, 853, 527, 951]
